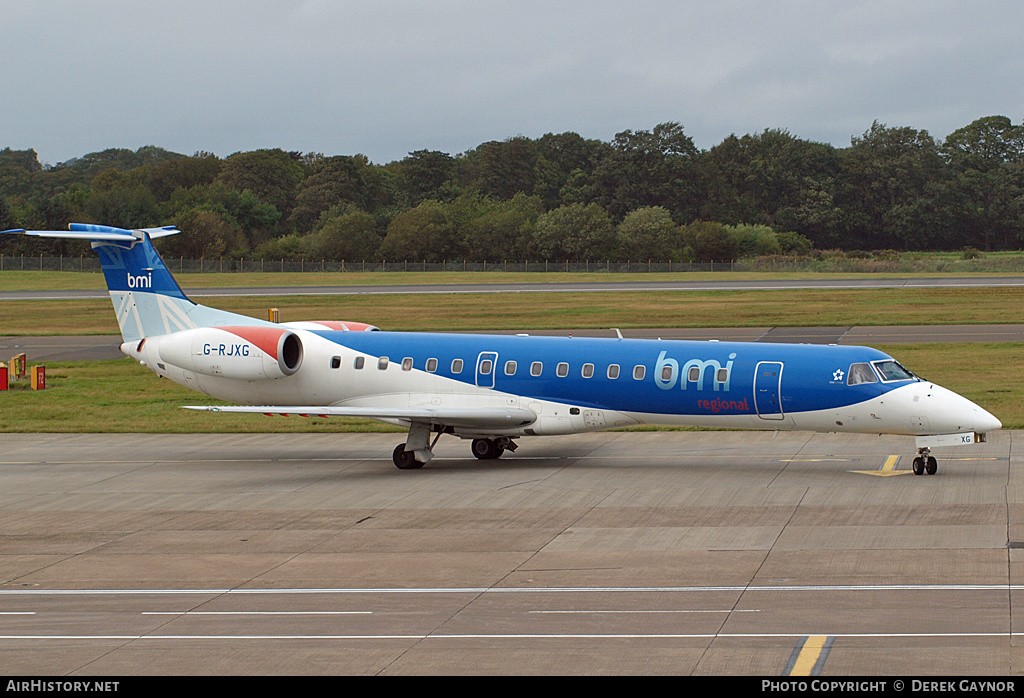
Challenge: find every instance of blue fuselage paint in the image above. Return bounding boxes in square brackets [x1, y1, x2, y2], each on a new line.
[311, 330, 900, 418]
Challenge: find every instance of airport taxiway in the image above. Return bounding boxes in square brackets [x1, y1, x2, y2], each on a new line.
[0, 430, 1020, 675]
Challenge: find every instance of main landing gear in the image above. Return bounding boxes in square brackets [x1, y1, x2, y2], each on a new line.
[471, 437, 517, 460]
[391, 433, 518, 469]
[393, 443, 425, 470]
[392, 422, 441, 470]
[912, 447, 938, 476]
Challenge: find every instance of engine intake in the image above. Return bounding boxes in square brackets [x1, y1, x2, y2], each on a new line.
[277, 331, 303, 375]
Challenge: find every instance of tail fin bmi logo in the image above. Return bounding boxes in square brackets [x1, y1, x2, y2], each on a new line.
[127, 272, 152, 289]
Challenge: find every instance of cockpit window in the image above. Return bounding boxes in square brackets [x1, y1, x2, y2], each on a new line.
[871, 360, 915, 382]
[847, 362, 878, 385]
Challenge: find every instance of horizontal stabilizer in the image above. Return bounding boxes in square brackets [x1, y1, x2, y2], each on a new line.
[1, 223, 180, 242]
[184, 405, 538, 429]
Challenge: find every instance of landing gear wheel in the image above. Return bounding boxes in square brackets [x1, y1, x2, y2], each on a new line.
[393, 444, 424, 470]
[471, 438, 504, 460]
[925, 456, 937, 475]
[913, 457, 925, 475]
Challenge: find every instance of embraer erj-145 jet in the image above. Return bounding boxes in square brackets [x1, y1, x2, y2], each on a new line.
[4, 223, 1002, 473]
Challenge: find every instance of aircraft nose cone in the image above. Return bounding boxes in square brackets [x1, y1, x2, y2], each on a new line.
[916, 383, 1001, 434]
[973, 407, 1002, 433]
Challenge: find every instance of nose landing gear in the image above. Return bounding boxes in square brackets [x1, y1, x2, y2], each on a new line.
[912, 447, 937, 475]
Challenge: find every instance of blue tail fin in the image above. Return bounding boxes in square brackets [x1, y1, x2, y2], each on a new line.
[2, 223, 266, 342]
[74, 224, 192, 304]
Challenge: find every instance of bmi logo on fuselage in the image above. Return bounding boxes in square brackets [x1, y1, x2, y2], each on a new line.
[655, 350, 735, 392]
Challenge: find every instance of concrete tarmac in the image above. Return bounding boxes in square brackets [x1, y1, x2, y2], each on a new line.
[0, 430, 1020, 675]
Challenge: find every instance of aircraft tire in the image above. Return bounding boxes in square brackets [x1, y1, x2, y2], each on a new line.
[925, 456, 937, 475]
[471, 438, 504, 460]
[913, 457, 925, 475]
[393, 444, 424, 470]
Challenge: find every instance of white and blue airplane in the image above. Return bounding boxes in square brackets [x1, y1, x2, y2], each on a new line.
[3, 223, 1002, 473]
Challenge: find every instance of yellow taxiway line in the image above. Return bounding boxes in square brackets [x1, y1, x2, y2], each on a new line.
[787, 635, 831, 675]
[853, 454, 909, 477]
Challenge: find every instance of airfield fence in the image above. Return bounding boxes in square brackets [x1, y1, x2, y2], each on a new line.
[0, 255, 743, 274]
[3, 254, 1024, 275]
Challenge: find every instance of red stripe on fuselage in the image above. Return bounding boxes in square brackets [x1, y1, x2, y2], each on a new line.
[307, 320, 376, 331]
[219, 326, 286, 360]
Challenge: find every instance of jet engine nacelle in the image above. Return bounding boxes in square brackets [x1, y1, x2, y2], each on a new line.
[150, 326, 303, 380]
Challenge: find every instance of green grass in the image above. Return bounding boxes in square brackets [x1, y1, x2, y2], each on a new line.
[2, 286, 1024, 335]
[0, 359, 402, 434]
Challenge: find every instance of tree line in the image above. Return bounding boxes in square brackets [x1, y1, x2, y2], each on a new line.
[1, 115, 1022, 263]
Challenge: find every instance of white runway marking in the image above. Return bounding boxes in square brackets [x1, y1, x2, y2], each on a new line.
[142, 611, 372, 616]
[0, 631, 1018, 641]
[528, 605, 761, 609]
[1, 584, 1020, 594]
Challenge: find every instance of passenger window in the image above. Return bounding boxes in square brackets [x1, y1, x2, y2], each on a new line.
[480, 359, 493, 375]
[330, 356, 341, 369]
[633, 365, 646, 380]
[556, 362, 569, 377]
[505, 360, 517, 375]
[661, 365, 674, 381]
[607, 364, 620, 379]
[688, 366, 700, 382]
[402, 357, 413, 371]
[452, 358, 464, 374]
[354, 356, 365, 370]
[716, 368, 729, 383]
[582, 363, 594, 378]
[531, 361, 543, 376]
[378, 356, 389, 370]
[847, 363, 878, 385]
[426, 358, 438, 373]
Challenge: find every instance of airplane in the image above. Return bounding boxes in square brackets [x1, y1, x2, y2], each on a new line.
[2, 223, 1002, 474]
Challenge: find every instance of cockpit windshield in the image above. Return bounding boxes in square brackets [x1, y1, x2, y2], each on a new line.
[847, 362, 878, 385]
[871, 360, 916, 382]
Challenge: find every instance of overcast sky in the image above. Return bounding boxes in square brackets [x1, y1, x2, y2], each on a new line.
[3, 1, 1022, 166]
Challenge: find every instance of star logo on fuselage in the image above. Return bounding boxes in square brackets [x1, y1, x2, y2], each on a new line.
[833, 369, 845, 382]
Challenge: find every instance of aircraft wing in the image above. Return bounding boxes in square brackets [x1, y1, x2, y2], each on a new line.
[183, 405, 538, 429]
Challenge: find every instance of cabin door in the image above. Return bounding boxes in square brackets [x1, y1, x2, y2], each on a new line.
[754, 361, 784, 420]
[476, 351, 499, 389]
